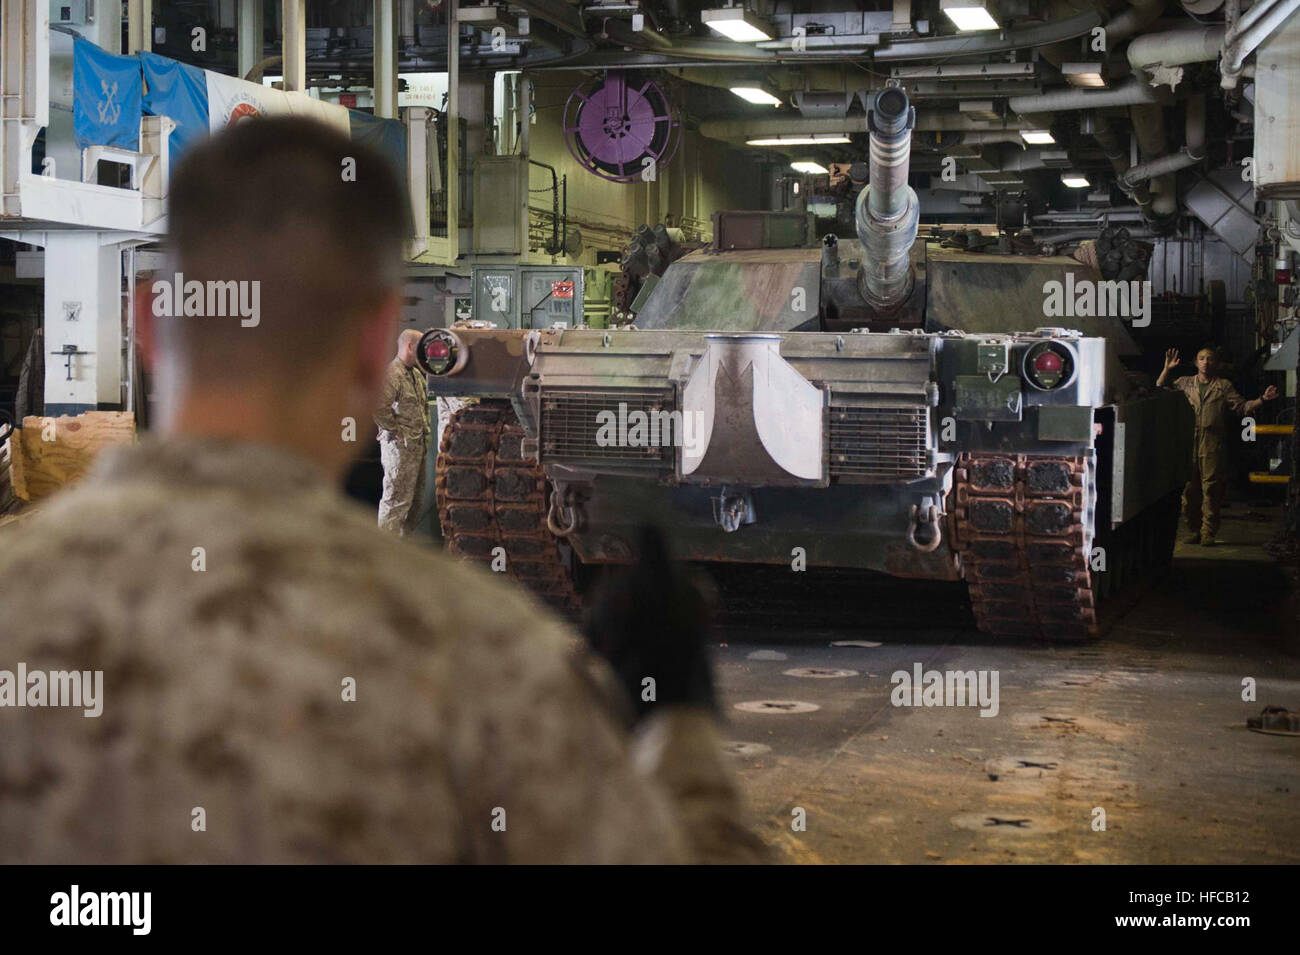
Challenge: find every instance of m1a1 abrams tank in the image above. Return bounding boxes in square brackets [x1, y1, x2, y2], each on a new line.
[421, 86, 1191, 642]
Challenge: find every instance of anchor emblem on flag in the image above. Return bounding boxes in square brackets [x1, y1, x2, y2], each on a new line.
[96, 79, 120, 125]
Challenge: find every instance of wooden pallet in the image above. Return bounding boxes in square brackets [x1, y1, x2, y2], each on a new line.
[8, 411, 136, 503]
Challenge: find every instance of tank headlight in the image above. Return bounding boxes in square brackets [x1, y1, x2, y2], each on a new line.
[418, 329, 468, 376]
[1022, 341, 1076, 391]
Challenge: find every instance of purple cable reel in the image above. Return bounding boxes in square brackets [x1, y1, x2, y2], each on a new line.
[563, 71, 681, 184]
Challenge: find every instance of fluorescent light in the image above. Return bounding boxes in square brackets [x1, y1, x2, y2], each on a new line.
[702, 7, 773, 42]
[791, 161, 830, 174]
[1061, 174, 1090, 188]
[944, 6, 999, 30]
[1020, 129, 1055, 145]
[746, 135, 851, 146]
[731, 87, 782, 106]
[940, 0, 1000, 32]
[1066, 72, 1106, 88]
[1063, 63, 1107, 88]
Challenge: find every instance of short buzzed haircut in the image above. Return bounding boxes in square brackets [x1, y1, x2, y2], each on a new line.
[160, 116, 411, 376]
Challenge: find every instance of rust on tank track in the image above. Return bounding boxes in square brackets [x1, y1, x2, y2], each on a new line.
[435, 399, 579, 610]
[950, 452, 1098, 641]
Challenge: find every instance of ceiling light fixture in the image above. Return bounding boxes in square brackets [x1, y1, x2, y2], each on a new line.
[1062, 63, 1107, 88]
[746, 135, 852, 146]
[1020, 129, 1055, 145]
[791, 161, 830, 174]
[940, 0, 1000, 32]
[730, 87, 783, 106]
[1061, 174, 1090, 188]
[702, 6, 774, 42]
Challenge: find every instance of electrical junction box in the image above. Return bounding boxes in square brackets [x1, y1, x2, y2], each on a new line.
[471, 264, 586, 328]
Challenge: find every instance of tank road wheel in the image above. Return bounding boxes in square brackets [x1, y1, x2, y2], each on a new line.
[952, 452, 1097, 642]
[435, 399, 580, 612]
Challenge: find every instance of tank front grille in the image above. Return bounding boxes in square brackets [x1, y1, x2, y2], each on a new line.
[829, 405, 930, 481]
[541, 388, 676, 469]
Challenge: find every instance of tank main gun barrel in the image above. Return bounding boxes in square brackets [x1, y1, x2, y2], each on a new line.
[856, 87, 920, 312]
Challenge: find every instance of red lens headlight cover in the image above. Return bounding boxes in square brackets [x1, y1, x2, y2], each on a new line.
[1034, 351, 1063, 373]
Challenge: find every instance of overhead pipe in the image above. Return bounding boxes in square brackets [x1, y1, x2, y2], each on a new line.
[1104, 0, 1168, 43]
[1032, 210, 1147, 222]
[1126, 25, 1226, 71]
[1185, 92, 1207, 153]
[914, 115, 1032, 131]
[697, 112, 1030, 141]
[1092, 111, 1156, 220]
[665, 65, 858, 95]
[1120, 94, 1206, 187]
[855, 88, 920, 312]
[1008, 77, 1160, 114]
[1225, 0, 1241, 33]
[1151, 178, 1178, 216]
[1222, 0, 1300, 88]
[699, 116, 866, 140]
[1130, 103, 1167, 171]
[1039, 227, 1158, 243]
[960, 131, 1028, 146]
[1130, 103, 1179, 223]
[1121, 149, 1202, 184]
[1234, 0, 1285, 36]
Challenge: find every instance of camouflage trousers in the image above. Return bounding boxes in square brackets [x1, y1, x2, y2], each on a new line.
[1182, 437, 1227, 539]
[436, 396, 469, 455]
[378, 432, 428, 536]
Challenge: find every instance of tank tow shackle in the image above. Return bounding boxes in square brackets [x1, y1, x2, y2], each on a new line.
[906, 504, 942, 553]
[547, 486, 580, 537]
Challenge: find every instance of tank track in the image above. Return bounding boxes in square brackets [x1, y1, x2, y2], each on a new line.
[951, 453, 1099, 641]
[435, 399, 579, 611]
[951, 451, 1179, 641]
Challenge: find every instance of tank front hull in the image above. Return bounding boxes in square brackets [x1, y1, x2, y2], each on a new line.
[562, 475, 962, 581]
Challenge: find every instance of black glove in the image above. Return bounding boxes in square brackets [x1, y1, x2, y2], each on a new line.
[582, 525, 717, 721]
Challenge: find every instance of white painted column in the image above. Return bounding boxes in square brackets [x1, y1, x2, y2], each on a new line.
[281, 0, 307, 93]
[42, 232, 124, 414]
[127, 0, 153, 54]
[517, 72, 530, 259]
[407, 106, 431, 256]
[238, 0, 264, 79]
[374, 0, 399, 118]
[446, 2, 459, 261]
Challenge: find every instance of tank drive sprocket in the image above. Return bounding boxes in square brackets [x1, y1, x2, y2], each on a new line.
[435, 400, 579, 611]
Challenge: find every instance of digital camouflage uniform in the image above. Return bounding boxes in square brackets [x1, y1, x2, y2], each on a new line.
[1169, 375, 1250, 539]
[436, 395, 470, 457]
[375, 358, 430, 536]
[0, 437, 765, 863]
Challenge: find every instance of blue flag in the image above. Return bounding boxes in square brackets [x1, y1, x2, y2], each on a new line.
[348, 109, 408, 186]
[140, 51, 210, 173]
[73, 36, 143, 151]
